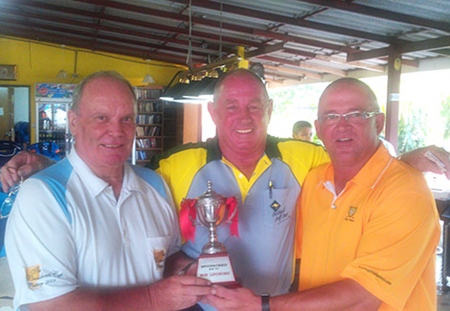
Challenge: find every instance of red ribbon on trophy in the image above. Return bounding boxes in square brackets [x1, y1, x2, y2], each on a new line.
[180, 196, 239, 242]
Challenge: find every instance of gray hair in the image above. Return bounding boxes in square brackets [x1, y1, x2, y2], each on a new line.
[70, 71, 136, 113]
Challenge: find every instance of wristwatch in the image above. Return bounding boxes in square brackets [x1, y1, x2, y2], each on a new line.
[261, 293, 270, 311]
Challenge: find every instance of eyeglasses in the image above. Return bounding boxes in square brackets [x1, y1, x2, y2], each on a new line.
[0, 177, 23, 219]
[318, 111, 381, 125]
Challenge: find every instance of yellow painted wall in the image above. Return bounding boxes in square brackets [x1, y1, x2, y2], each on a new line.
[0, 36, 187, 142]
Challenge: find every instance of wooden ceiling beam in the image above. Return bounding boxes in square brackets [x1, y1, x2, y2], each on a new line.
[183, 0, 408, 45]
[258, 55, 346, 77]
[245, 42, 285, 58]
[348, 36, 450, 62]
[299, 0, 450, 33]
[10, 1, 255, 48]
[0, 24, 198, 65]
[264, 69, 306, 82]
[264, 64, 323, 80]
[315, 54, 385, 72]
[253, 29, 352, 54]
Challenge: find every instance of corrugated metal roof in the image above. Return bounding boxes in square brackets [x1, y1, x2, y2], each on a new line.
[0, 0, 448, 84]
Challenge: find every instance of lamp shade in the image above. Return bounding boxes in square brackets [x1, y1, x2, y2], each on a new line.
[160, 82, 190, 101]
[182, 78, 217, 99]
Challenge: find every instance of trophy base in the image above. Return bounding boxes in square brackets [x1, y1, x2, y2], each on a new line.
[197, 253, 239, 287]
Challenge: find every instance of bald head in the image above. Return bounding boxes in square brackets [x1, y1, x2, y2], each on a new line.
[213, 69, 269, 105]
[319, 77, 380, 112]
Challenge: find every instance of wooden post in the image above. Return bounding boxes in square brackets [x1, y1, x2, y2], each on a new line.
[385, 45, 402, 153]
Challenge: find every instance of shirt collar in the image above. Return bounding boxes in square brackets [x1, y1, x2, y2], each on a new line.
[67, 149, 135, 197]
[324, 144, 393, 190]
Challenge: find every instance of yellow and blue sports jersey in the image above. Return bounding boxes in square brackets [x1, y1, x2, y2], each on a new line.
[151, 135, 329, 297]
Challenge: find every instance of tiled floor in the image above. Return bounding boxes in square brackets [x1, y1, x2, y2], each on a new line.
[438, 291, 450, 311]
[0, 257, 13, 310]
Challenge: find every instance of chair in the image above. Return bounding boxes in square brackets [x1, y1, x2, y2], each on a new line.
[28, 142, 61, 161]
[0, 140, 23, 168]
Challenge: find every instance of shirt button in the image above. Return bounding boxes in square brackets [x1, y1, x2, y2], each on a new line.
[238, 174, 243, 179]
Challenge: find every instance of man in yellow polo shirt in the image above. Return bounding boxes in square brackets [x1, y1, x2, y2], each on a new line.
[207, 78, 440, 310]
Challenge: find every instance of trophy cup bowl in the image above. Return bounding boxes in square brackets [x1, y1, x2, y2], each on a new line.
[187, 180, 238, 286]
[194, 191, 235, 254]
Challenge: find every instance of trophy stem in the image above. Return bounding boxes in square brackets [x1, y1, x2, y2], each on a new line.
[202, 223, 226, 254]
[209, 223, 217, 245]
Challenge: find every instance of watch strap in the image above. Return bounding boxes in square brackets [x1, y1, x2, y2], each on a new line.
[261, 293, 270, 311]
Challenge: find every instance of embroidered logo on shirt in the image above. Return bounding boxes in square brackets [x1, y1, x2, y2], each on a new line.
[153, 249, 166, 269]
[25, 264, 42, 290]
[25, 265, 63, 290]
[345, 206, 358, 222]
[270, 201, 290, 225]
[270, 200, 281, 211]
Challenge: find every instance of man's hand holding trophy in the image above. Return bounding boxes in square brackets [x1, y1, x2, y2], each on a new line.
[180, 180, 240, 287]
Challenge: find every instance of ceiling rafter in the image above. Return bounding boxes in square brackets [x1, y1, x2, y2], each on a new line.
[348, 36, 450, 62]
[299, 0, 450, 33]
[177, 0, 409, 45]
[265, 64, 323, 80]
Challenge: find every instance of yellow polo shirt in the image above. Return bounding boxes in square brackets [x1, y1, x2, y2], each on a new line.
[297, 145, 440, 310]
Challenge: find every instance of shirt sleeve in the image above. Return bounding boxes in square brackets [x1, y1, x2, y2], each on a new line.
[5, 178, 78, 308]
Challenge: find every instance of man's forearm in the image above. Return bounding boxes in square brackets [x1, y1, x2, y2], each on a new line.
[28, 286, 153, 311]
[27, 275, 211, 311]
[270, 279, 381, 311]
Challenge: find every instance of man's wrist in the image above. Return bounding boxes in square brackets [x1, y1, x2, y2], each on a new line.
[261, 293, 270, 311]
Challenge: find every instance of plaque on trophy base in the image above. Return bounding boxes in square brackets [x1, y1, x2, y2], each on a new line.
[197, 253, 237, 286]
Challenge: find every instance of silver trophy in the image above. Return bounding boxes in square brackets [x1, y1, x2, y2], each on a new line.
[192, 180, 237, 254]
[189, 180, 238, 285]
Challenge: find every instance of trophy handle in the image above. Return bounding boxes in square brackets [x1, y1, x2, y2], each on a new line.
[186, 201, 203, 227]
[223, 197, 238, 224]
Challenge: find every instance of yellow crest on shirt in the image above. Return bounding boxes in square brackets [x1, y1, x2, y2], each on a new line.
[153, 249, 166, 269]
[25, 264, 42, 290]
[345, 206, 357, 222]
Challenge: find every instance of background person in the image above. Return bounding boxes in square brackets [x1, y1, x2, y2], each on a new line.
[207, 77, 440, 311]
[5, 71, 210, 310]
[292, 120, 313, 142]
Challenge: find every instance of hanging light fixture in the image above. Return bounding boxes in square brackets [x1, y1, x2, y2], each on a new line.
[160, 81, 191, 101]
[161, 0, 232, 102]
[142, 74, 155, 84]
[142, 59, 155, 84]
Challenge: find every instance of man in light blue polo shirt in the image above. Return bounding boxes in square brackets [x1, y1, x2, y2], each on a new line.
[5, 71, 210, 310]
